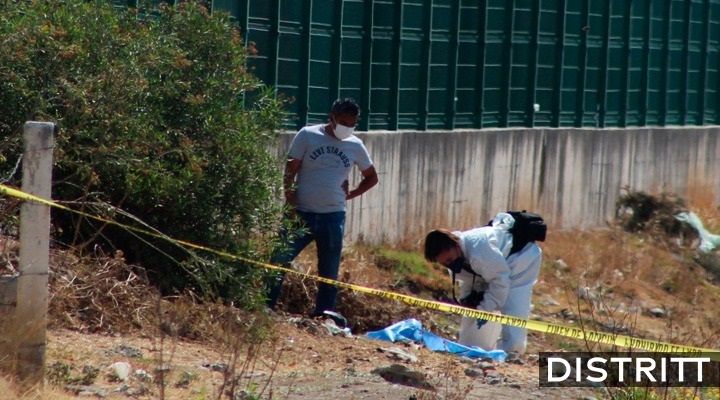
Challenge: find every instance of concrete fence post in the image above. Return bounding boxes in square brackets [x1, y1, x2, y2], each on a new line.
[15, 122, 54, 387]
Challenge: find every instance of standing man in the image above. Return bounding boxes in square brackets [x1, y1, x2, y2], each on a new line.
[423, 212, 543, 354]
[267, 98, 378, 317]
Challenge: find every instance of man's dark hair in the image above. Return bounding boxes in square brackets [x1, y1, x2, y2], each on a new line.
[423, 229, 459, 262]
[331, 98, 361, 117]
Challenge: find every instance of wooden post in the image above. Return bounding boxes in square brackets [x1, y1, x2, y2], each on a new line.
[15, 122, 54, 387]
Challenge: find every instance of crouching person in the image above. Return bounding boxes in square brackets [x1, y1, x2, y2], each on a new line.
[423, 212, 542, 354]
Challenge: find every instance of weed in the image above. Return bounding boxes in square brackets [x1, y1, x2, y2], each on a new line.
[175, 370, 198, 388]
[75, 365, 99, 386]
[46, 362, 71, 386]
[149, 292, 284, 400]
[373, 246, 451, 297]
[552, 224, 720, 400]
[375, 248, 432, 276]
[660, 276, 680, 294]
[215, 312, 283, 400]
[556, 340, 586, 352]
[412, 358, 474, 400]
[46, 362, 98, 386]
[612, 387, 719, 400]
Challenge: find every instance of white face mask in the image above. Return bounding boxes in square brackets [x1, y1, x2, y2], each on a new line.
[333, 123, 355, 140]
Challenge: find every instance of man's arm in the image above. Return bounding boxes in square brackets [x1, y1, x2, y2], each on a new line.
[284, 158, 302, 206]
[476, 261, 511, 312]
[468, 239, 511, 312]
[346, 165, 378, 200]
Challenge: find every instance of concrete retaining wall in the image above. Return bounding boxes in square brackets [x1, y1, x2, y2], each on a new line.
[279, 127, 720, 245]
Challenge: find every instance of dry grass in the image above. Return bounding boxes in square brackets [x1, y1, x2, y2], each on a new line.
[541, 228, 719, 347]
[0, 231, 284, 398]
[273, 192, 720, 351]
[413, 358, 475, 400]
[273, 242, 452, 333]
[48, 248, 157, 334]
[45, 241, 272, 341]
[535, 190, 720, 353]
[0, 376, 76, 400]
[686, 184, 720, 219]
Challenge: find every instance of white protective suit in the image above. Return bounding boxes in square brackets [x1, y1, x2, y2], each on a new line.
[452, 212, 542, 354]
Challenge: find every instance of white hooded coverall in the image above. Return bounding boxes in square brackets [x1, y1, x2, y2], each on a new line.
[452, 212, 542, 354]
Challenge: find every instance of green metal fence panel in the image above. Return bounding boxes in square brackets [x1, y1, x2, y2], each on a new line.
[709, 0, 720, 124]
[454, 1, 477, 128]
[625, 0, 646, 127]
[368, 0, 397, 129]
[207, 0, 720, 131]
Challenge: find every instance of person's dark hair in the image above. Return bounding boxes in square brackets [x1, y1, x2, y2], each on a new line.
[330, 98, 361, 117]
[423, 229, 460, 262]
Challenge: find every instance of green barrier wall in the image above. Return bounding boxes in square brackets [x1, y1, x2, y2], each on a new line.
[163, 1, 720, 131]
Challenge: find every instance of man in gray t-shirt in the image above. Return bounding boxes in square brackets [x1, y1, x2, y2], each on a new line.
[267, 98, 379, 317]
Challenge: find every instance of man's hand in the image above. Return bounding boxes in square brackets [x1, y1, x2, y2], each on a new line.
[341, 180, 349, 197]
[346, 166, 378, 200]
[476, 318, 487, 329]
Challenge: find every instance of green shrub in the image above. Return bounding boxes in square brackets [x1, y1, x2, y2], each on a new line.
[0, 1, 286, 305]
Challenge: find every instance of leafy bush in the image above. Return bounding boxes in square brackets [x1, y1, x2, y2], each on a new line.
[0, 0, 286, 305]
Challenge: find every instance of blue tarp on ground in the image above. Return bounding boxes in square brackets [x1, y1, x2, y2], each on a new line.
[366, 318, 506, 362]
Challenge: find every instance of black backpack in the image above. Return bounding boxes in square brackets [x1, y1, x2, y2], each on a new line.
[485, 210, 547, 255]
[506, 210, 547, 255]
[452, 210, 546, 306]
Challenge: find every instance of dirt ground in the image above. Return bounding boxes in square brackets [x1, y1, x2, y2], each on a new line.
[45, 318, 603, 400]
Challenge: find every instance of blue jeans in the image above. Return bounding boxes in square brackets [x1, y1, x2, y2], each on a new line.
[266, 210, 346, 315]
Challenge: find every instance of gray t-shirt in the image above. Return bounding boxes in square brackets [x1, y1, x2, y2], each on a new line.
[288, 124, 373, 213]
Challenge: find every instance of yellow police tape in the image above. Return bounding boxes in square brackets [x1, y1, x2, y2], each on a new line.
[2, 183, 718, 357]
